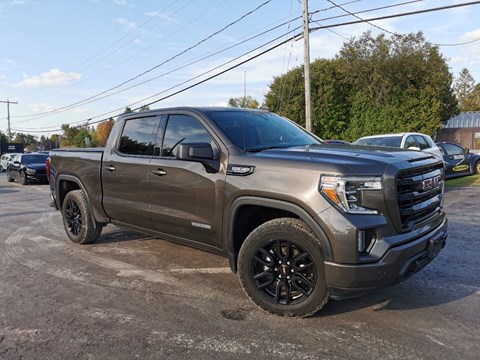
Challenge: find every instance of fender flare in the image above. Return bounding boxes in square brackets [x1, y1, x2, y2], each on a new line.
[55, 174, 101, 229]
[227, 196, 333, 272]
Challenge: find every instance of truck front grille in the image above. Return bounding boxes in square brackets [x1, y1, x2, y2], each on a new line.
[396, 164, 444, 231]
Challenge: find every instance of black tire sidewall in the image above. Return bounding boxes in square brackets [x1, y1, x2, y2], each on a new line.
[238, 218, 328, 317]
[21, 171, 28, 185]
[61, 190, 100, 244]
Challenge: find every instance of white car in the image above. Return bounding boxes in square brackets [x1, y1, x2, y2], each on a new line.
[1, 153, 21, 172]
[353, 132, 443, 159]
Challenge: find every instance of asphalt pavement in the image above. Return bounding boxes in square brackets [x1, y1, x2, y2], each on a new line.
[0, 171, 479, 359]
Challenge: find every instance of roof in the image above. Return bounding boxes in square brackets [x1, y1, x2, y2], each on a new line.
[443, 112, 480, 128]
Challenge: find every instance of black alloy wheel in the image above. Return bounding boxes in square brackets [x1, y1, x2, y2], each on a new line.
[65, 198, 83, 238]
[251, 239, 316, 305]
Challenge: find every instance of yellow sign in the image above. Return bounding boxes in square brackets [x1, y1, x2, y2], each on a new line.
[453, 165, 469, 172]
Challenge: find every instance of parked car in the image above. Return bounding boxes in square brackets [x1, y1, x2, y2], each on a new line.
[0, 153, 20, 172]
[6, 153, 49, 184]
[353, 132, 443, 159]
[436, 142, 480, 179]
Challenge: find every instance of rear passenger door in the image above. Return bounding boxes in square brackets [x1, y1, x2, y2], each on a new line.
[102, 115, 161, 230]
[148, 112, 225, 248]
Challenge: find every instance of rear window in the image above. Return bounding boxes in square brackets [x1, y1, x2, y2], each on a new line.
[118, 116, 160, 156]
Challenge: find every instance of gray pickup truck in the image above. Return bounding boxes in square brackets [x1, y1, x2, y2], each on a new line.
[49, 107, 447, 317]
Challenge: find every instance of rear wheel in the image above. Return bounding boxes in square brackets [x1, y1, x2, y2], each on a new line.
[238, 218, 329, 317]
[62, 190, 102, 244]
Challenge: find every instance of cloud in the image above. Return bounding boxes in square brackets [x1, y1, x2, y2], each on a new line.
[14, 69, 81, 88]
[114, 17, 137, 32]
[145, 11, 179, 25]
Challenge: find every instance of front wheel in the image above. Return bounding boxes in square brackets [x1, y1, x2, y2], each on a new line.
[6, 172, 14, 182]
[62, 190, 102, 244]
[475, 160, 480, 174]
[238, 218, 329, 317]
[20, 171, 28, 185]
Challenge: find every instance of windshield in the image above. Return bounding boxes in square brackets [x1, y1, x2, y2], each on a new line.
[22, 154, 48, 165]
[208, 111, 320, 151]
[353, 136, 402, 147]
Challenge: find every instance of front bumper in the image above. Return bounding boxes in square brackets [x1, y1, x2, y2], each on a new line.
[325, 218, 448, 299]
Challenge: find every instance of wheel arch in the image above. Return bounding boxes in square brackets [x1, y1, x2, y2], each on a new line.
[227, 196, 333, 273]
[56, 174, 103, 229]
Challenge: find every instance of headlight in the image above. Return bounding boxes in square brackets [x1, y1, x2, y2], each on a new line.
[320, 175, 382, 214]
[26, 168, 36, 174]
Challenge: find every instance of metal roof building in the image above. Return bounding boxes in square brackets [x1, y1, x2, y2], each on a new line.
[437, 112, 480, 150]
[442, 112, 480, 128]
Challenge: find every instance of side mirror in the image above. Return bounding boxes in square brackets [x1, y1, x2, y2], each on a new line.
[177, 143, 219, 173]
[13, 161, 20, 165]
[465, 148, 470, 154]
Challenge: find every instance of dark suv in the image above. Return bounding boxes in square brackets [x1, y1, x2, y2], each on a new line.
[7, 153, 49, 184]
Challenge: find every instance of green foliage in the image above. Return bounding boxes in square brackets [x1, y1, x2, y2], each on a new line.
[60, 124, 80, 147]
[12, 132, 37, 145]
[139, 105, 150, 112]
[228, 96, 260, 109]
[264, 31, 458, 141]
[454, 69, 480, 111]
[123, 106, 133, 114]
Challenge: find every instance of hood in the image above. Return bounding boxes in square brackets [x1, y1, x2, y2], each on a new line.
[248, 143, 437, 176]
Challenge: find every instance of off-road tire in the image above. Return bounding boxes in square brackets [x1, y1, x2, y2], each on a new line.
[62, 190, 102, 244]
[238, 218, 329, 317]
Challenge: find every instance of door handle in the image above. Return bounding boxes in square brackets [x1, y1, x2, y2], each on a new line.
[151, 169, 167, 176]
[104, 165, 116, 172]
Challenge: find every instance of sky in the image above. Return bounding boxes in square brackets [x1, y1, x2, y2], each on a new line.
[1, 0, 480, 139]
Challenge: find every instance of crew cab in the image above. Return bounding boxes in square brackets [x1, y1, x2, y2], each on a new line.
[48, 107, 447, 317]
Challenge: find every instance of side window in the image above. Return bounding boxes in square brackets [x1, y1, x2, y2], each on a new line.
[161, 115, 213, 157]
[443, 143, 463, 156]
[415, 135, 430, 150]
[118, 116, 160, 156]
[404, 136, 416, 148]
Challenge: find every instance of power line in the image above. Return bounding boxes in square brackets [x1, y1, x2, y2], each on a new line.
[13, 1, 480, 133]
[310, 1, 480, 32]
[13, 0, 273, 121]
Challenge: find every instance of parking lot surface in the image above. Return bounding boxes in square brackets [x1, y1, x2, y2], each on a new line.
[0, 172, 479, 359]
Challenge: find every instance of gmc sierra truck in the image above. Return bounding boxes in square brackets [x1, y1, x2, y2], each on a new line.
[48, 107, 447, 317]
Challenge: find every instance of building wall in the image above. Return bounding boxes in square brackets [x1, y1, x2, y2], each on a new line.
[436, 127, 480, 150]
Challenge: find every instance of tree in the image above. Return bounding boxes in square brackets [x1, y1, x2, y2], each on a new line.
[96, 118, 115, 147]
[454, 69, 480, 112]
[228, 96, 260, 109]
[123, 106, 133, 114]
[50, 134, 61, 149]
[264, 31, 458, 141]
[139, 105, 150, 112]
[12, 132, 36, 145]
[60, 124, 80, 147]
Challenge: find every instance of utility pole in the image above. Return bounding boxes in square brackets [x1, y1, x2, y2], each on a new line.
[0, 99, 18, 141]
[302, 0, 312, 132]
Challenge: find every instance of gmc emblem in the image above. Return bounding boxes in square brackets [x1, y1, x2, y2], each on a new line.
[422, 175, 441, 191]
